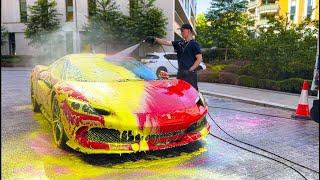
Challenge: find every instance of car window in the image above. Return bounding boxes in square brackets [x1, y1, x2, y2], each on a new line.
[145, 55, 159, 59]
[164, 54, 177, 60]
[108, 58, 158, 81]
[49, 58, 65, 79]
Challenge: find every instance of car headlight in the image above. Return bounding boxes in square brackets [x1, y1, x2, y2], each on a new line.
[196, 92, 207, 107]
[66, 98, 111, 116]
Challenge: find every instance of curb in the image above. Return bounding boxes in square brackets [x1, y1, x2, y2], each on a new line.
[199, 82, 302, 97]
[200, 90, 296, 111]
[1, 67, 33, 71]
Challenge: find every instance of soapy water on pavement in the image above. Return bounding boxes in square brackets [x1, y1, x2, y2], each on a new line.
[1, 112, 208, 179]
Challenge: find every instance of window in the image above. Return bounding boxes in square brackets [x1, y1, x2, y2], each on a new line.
[19, 0, 27, 23]
[307, 0, 313, 18]
[88, 0, 96, 17]
[66, 32, 73, 53]
[164, 54, 178, 60]
[290, 0, 296, 20]
[8, 33, 16, 55]
[185, 0, 190, 16]
[66, 0, 73, 21]
[49, 60, 65, 79]
[145, 55, 159, 59]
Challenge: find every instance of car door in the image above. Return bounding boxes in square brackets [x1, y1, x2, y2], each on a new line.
[37, 59, 65, 113]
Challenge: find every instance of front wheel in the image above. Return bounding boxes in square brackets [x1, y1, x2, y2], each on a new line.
[31, 84, 40, 112]
[52, 97, 68, 149]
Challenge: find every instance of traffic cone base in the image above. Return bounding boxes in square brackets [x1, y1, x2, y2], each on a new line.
[292, 80, 311, 120]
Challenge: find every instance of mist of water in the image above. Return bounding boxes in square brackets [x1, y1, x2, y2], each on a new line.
[111, 43, 141, 58]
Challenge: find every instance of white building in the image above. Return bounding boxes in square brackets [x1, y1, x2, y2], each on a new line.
[1, 0, 198, 56]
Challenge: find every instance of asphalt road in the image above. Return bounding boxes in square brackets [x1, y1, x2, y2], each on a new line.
[1, 68, 319, 180]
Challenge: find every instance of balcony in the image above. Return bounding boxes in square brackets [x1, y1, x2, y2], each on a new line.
[257, 3, 279, 14]
[248, 1, 257, 9]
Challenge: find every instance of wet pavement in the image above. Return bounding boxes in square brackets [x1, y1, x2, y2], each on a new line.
[1, 68, 319, 179]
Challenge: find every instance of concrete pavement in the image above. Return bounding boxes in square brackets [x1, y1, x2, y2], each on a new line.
[199, 82, 318, 111]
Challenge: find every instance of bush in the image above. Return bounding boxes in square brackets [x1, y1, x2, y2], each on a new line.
[209, 64, 225, 71]
[238, 75, 311, 93]
[218, 71, 239, 85]
[198, 69, 219, 83]
[238, 75, 258, 88]
[223, 64, 241, 74]
[202, 49, 215, 63]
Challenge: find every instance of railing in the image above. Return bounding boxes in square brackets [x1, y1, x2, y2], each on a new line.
[257, 3, 279, 14]
[248, 0, 257, 9]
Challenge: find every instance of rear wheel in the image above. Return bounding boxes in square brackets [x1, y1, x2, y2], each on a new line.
[156, 67, 167, 78]
[52, 97, 68, 149]
[31, 84, 40, 112]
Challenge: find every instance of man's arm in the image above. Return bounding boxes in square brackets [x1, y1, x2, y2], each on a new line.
[189, 54, 203, 71]
[155, 38, 173, 46]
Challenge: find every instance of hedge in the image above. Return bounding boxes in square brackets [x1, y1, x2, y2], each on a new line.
[238, 75, 312, 93]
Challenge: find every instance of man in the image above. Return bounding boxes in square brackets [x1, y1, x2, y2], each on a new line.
[145, 23, 203, 91]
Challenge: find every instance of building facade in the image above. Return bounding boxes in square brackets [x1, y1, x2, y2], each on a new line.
[1, 0, 197, 56]
[247, 0, 319, 28]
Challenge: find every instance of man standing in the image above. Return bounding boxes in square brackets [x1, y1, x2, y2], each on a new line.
[145, 23, 203, 91]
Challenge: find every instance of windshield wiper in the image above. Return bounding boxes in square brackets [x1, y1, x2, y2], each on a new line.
[116, 79, 142, 82]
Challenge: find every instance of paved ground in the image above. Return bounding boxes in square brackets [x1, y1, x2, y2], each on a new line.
[1, 68, 319, 179]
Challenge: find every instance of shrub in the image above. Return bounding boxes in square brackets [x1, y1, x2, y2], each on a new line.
[238, 75, 259, 88]
[218, 71, 239, 85]
[238, 75, 311, 93]
[198, 69, 219, 83]
[223, 64, 241, 74]
[209, 64, 225, 71]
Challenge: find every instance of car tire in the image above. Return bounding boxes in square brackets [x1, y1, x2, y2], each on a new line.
[156, 67, 167, 78]
[311, 99, 319, 123]
[31, 84, 40, 112]
[52, 96, 68, 149]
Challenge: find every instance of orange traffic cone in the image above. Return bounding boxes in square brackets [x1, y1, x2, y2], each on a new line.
[292, 80, 311, 120]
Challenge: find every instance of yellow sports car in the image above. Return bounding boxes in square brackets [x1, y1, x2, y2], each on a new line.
[30, 54, 209, 154]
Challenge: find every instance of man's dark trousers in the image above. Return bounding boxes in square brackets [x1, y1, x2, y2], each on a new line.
[177, 70, 198, 91]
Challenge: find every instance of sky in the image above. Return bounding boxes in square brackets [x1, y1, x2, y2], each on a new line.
[197, 0, 211, 14]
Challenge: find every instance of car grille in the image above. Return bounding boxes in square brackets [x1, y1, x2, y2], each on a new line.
[147, 117, 208, 140]
[85, 117, 207, 144]
[86, 128, 141, 144]
[146, 129, 185, 140]
[186, 116, 208, 133]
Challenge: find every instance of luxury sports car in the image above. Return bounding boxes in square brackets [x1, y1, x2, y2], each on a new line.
[30, 54, 209, 154]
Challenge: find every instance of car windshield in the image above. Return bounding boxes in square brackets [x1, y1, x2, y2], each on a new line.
[65, 56, 157, 82]
[106, 56, 158, 81]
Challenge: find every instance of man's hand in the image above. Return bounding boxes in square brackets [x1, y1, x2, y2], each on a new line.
[159, 70, 169, 79]
[189, 54, 203, 72]
[144, 36, 156, 44]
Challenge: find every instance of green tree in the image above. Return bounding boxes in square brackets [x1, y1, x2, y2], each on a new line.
[127, 0, 167, 43]
[240, 16, 318, 80]
[205, 0, 254, 60]
[1, 25, 8, 46]
[85, 0, 167, 52]
[85, 0, 128, 52]
[195, 13, 212, 48]
[25, 0, 61, 47]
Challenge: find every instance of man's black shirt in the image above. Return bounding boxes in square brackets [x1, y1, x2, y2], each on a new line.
[172, 39, 201, 71]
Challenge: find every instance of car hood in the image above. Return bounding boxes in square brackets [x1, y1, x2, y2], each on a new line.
[59, 79, 199, 114]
